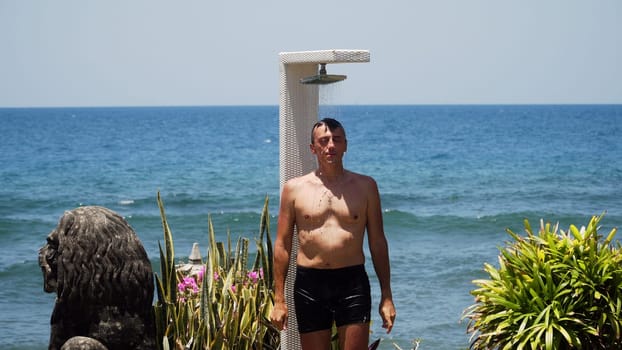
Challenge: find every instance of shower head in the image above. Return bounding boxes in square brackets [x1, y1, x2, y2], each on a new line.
[300, 63, 347, 85]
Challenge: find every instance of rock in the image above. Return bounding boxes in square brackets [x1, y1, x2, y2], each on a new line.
[60, 336, 108, 350]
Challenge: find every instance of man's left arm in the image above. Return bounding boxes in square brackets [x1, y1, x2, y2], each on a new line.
[366, 177, 396, 333]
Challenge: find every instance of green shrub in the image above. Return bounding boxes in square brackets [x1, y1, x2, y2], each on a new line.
[463, 213, 622, 349]
[153, 193, 279, 350]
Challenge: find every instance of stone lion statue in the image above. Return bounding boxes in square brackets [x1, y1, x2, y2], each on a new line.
[39, 206, 155, 350]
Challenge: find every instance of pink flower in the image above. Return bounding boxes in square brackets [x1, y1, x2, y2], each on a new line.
[214, 271, 220, 281]
[247, 270, 260, 284]
[178, 276, 199, 294]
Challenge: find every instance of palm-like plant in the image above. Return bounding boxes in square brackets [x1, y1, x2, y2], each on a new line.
[153, 192, 279, 350]
[463, 213, 622, 349]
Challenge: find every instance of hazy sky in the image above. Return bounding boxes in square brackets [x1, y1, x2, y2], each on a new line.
[2, 1, 620, 107]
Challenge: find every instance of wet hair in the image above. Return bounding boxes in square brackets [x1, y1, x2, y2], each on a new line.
[311, 118, 346, 143]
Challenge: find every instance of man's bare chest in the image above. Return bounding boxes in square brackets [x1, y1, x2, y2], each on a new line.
[295, 185, 366, 226]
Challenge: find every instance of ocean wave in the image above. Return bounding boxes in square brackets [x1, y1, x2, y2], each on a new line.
[0, 259, 41, 280]
[382, 209, 621, 237]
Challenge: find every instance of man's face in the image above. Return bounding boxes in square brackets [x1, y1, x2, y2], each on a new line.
[39, 228, 59, 293]
[310, 125, 347, 163]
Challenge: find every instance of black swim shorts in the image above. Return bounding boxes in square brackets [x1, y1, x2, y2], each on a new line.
[294, 264, 371, 333]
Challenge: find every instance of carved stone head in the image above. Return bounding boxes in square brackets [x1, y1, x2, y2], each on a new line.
[39, 206, 155, 350]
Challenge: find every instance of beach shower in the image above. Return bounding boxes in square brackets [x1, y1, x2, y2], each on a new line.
[278, 49, 370, 350]
[278, 49, 369, 187]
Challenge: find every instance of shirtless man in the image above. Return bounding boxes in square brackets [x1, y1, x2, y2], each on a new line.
[270, 118, 396, 350]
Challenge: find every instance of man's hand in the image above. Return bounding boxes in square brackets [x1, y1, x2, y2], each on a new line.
[270, 301, 288, 331]
[379, 297, 396, 333]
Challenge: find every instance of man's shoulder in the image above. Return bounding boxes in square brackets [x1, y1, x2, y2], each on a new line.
[283, 172, 315, 189]
[347, 170, 377, 185]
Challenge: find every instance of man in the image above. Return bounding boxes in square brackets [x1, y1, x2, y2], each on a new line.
[271, 118, 396, 350]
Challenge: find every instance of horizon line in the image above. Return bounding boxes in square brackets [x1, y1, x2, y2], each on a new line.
[2, 102, 621, 110]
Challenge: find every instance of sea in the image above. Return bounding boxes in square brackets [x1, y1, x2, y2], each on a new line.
[1, 104, 620, 350]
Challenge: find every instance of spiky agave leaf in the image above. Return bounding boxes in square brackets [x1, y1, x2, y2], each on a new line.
[153, 194, 280, 350]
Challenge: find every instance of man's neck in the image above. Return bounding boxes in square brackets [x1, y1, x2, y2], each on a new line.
[316, 167, 347, 182]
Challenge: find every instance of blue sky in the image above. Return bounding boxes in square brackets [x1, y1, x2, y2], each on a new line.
[1, 1, 620, 107]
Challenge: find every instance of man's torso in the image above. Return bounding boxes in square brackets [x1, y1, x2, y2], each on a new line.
[291, 171, 369, 268]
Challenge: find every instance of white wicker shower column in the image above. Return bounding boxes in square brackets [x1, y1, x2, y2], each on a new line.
[278, 49, 370, 349]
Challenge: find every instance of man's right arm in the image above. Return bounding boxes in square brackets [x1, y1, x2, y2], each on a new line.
[270, 180, 296, 330]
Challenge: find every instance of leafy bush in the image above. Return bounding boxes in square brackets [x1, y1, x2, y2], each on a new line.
[153, 193, 279, 350]
[463, 214, 622, 350]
